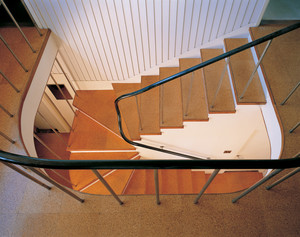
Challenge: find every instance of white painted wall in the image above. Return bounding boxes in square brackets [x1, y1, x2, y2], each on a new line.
[138, 105, 271, 161]
[20, 33, 58, 157]
[24, 0, 269, 86]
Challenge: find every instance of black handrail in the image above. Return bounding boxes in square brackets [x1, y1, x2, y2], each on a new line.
[0, 23, 299, 169]
[115, 22, 300, 160]
[0, 151, 299, 169]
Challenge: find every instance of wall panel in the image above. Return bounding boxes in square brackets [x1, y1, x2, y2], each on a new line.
[24, 0, 268, 83]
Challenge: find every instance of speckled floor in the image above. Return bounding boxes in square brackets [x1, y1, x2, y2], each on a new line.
[0, 163, 300, 236]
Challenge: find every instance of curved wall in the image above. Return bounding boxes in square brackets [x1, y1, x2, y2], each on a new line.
[20, 33, 58, 157]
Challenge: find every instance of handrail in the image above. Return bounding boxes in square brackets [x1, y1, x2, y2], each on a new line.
[0, 151, 299, 170]
[0, 23, 299, 170]
[115, 22, 300, 160]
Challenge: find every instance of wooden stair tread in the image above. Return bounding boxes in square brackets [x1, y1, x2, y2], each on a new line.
[191, 171, 206, 193]
[177, 169, 194, 194]
[201, 49, 236, 113]
[81, 169, 134, 195]
[224, 38, 266, 104]
[72, 90, 131, 138]
[90, 168, 263, 195]
[159, 67, 183, 127]
[205, 171, 263, 194]
[122, 169, 146, 195]
[67, 111, 135, 151]
[159, 169, 179, 194]
[69, 152, 139, 192]
[179, 58, 209, 121]
[34, 133, 72, 189]
[140, 76, 161, 135]
[112, 83, 141, 141]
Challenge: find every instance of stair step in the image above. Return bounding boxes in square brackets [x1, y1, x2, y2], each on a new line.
[69, 152, 139, 192]
[112, 83, 141, 141]
[159, 67, 183, 128]
[122, 169, 146, 195]
[191, 171, 206, 193]
[224, 38, 266, 104]
[205, 171, 263, 194]
[81, 169, 134, 195]
[140, 76, 161, 135]
[72, 90, 131, 138]
[67, 111, 135, 151]
[177, 169, 194, 194]
[179, 58, 209, 121]
[159, 169, 179, 194]
[201, 49, 236, 113]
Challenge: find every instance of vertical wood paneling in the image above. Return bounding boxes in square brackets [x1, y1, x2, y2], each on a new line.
[25, 0, 268, 82]
[233, 0, 250, 30]
[181, 0, 195, 53]
[174, 0, 185, 56]
[196, 0, 210, 47]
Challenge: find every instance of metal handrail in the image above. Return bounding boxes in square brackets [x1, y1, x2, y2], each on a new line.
[0, 24, 299, 170]
[115, 23, 300, 160]
[0, 150, 299, 170]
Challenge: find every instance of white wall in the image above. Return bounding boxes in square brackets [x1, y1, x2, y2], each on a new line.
[24, 0, 269, 86]
[138, 105, 271, 161]
[20, 33, 58, 157]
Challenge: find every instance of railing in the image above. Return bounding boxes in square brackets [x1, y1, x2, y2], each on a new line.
[114, 22, 300, 160]
[0, 3, 299, 208]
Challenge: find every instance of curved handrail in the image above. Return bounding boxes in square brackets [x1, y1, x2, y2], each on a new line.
[115, 22, 300, 160]
[0, 150, 299, 169]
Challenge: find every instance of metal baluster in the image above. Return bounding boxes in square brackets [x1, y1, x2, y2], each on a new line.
[0, 104, 14, 117]
[50, 74, 76, 115]
[135, 96, 143, 131]
[0, 35, 28, 72]
[2, 162, 51, 190]
[239, 39, 272, 99]
[29, 167, 84, 203]
[290, 121, 300, 133]
[34, 134, 63, 160]
[281, 81, 300, 105]
[20, 0, 43, 36]
[194, 169, 220, 204]
[0, 0, 36, 53]
[160, 85, 164, 125]
[0, 70, 20, 93]
[55, 59, 78, 97]
[92, 169, 124, 205]
[266, 167, 300, 190]
[37, 111, 69, 147]
[0, 131, 15, 144]
[184, 72, 194, 116]
[232, 169, 283, 203]
[154, 169, 161, 205]
[210, 58, 229, 108]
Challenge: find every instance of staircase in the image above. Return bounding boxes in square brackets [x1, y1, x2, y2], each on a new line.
[66, 36, 266, 195]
